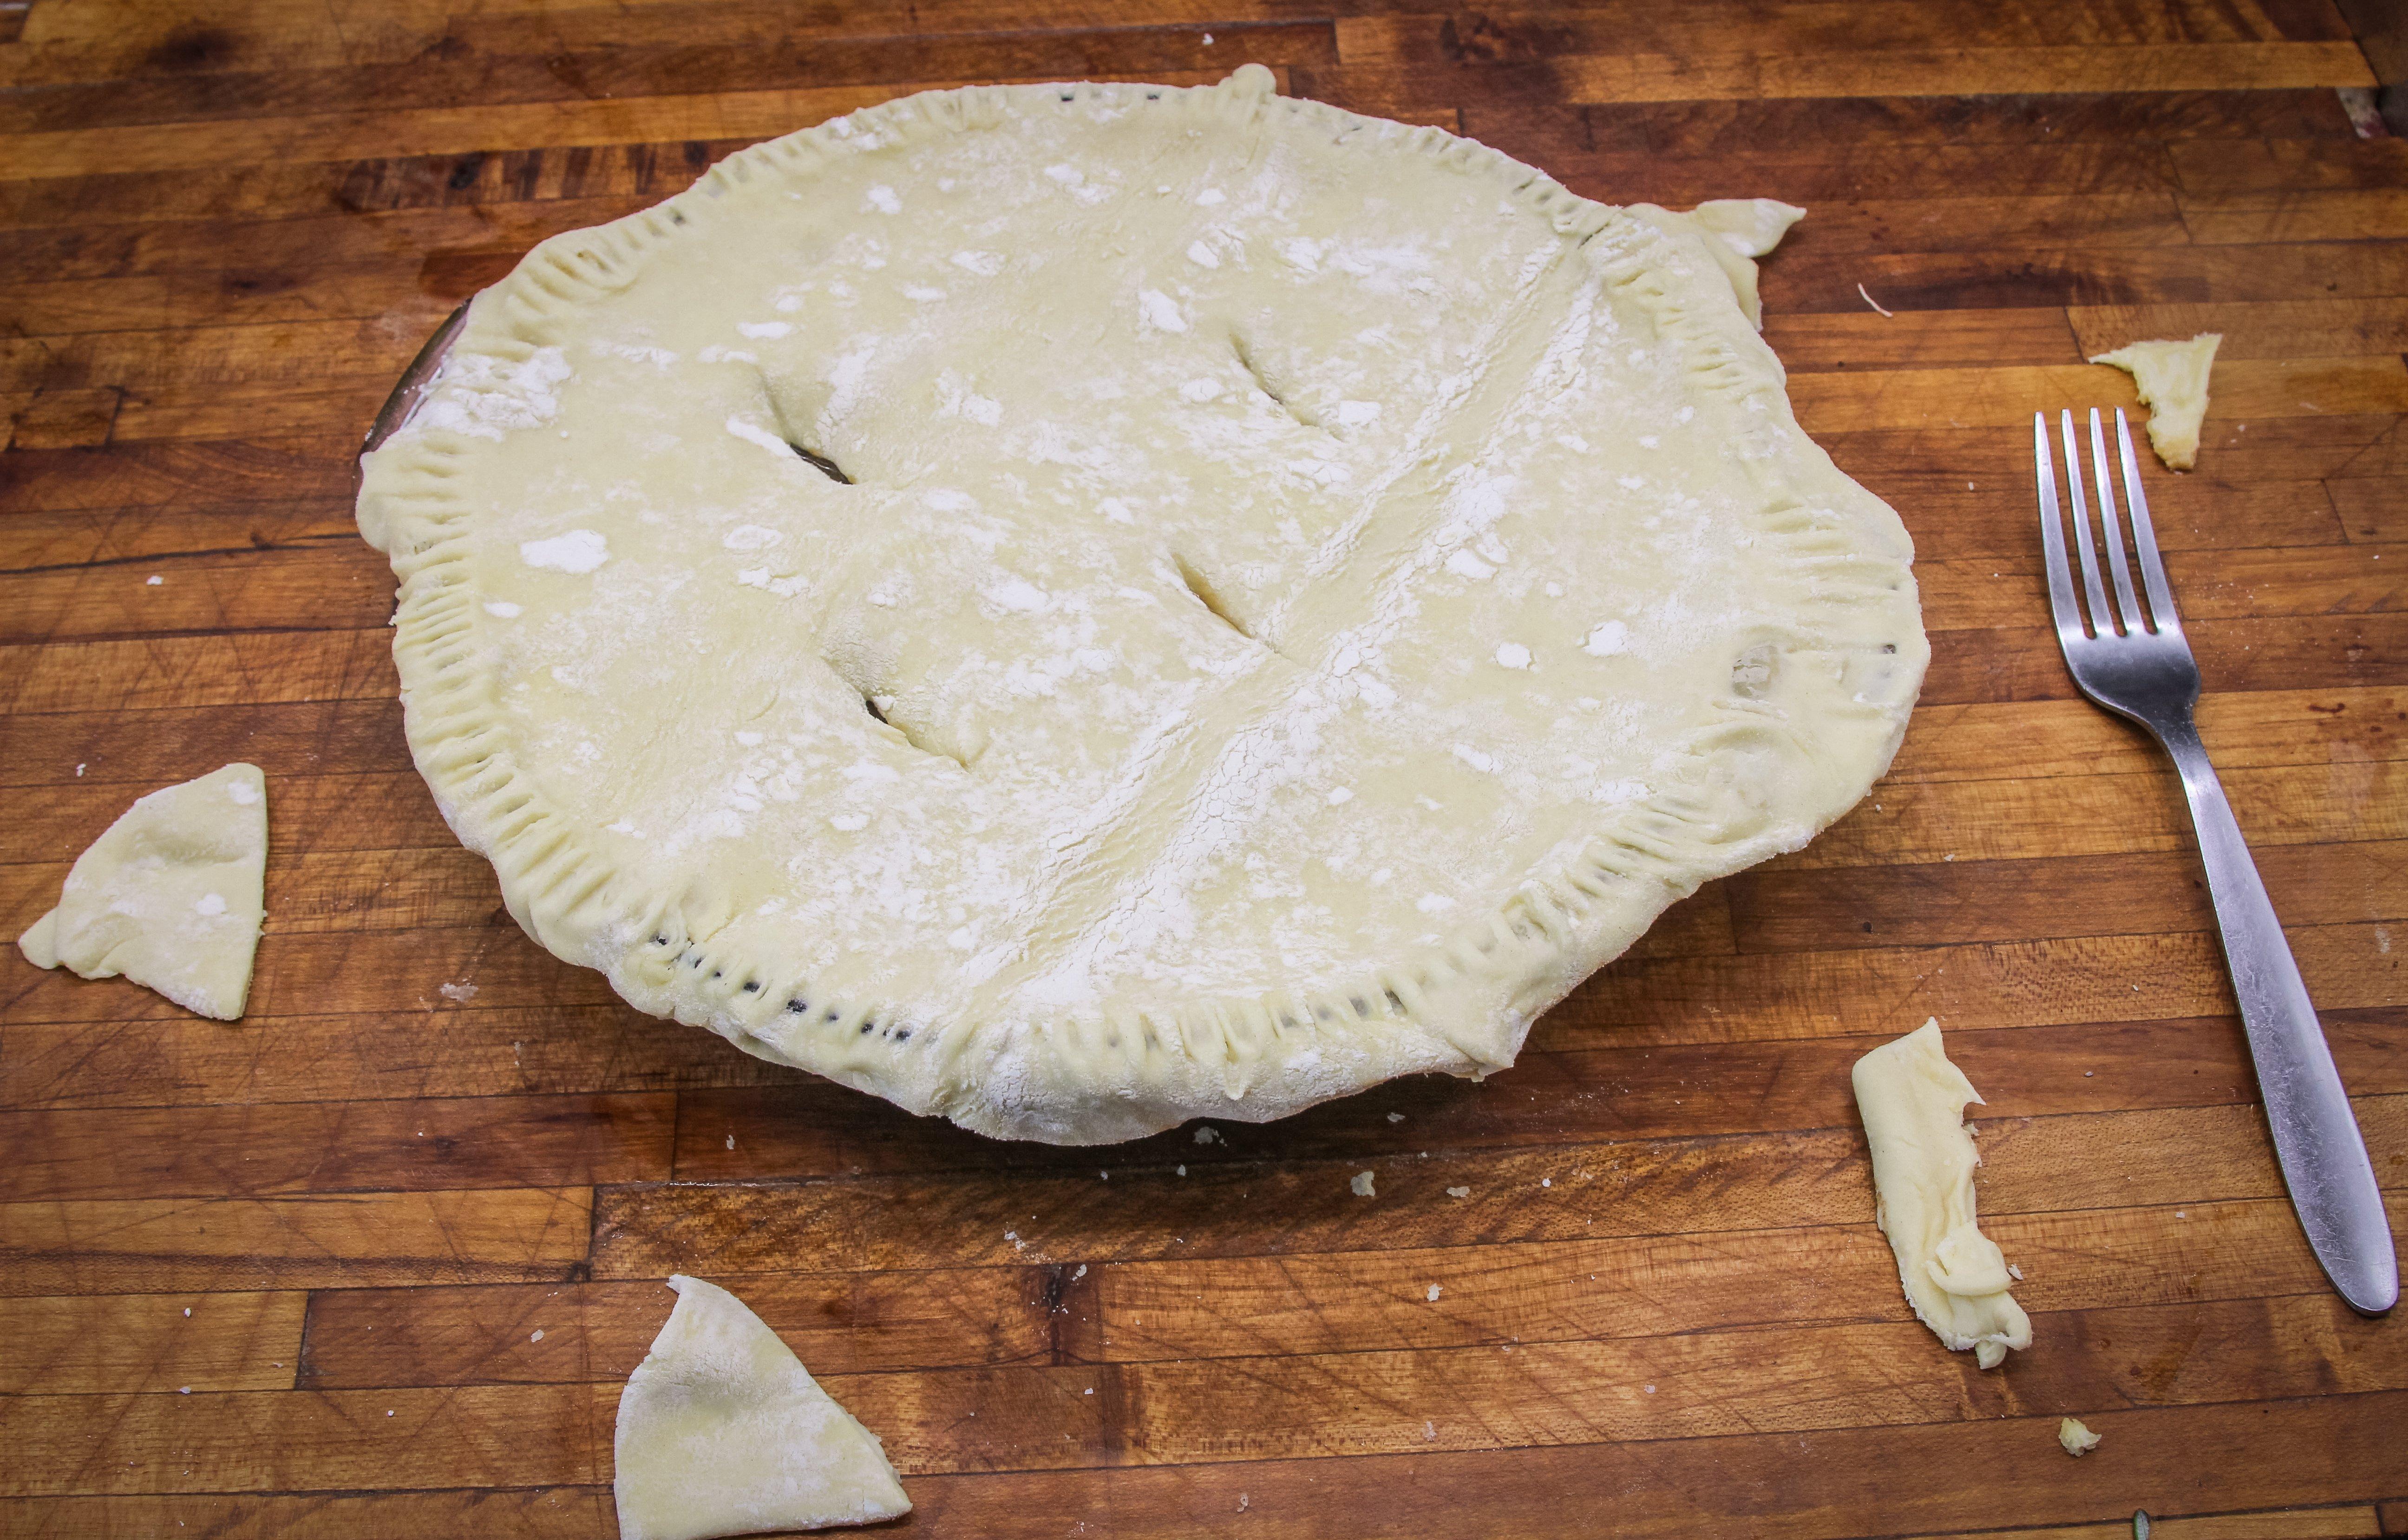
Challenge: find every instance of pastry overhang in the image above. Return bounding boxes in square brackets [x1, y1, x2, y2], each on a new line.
[356, 65, 1926, 1143]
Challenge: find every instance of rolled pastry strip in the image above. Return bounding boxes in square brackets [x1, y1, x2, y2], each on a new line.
[1852, 1018, 2032, 1369]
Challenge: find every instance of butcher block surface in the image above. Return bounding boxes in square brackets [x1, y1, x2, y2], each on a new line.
[3, 1, 2406, 1535]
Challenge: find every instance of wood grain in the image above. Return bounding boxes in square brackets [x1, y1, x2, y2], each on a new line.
[4, 1, 2404, 1535]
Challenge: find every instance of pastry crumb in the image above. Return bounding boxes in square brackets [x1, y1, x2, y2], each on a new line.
[1350, 1170, 1377, 1197]
[2059, 1416, 2102, 1456]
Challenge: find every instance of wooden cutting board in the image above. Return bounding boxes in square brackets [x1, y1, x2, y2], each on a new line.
[3, 2, 2404, 1535]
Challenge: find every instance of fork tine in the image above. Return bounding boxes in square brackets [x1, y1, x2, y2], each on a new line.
[2034, 412, 2087, 647]
[2059, 410, 2114, 638]
[2087, 408, 2145, 635]
[2115, 408, 2182, 633]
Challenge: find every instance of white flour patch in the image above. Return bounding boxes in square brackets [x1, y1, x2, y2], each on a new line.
[937, 373, 1003, 425]
[985, 577, 1051, 613]
[519, 530, 609, 574]
[724, 416, 794, 457]
[1138, 289, 1188, 333]
[820, 345, 876, 431]
[418, 348, 571, 440]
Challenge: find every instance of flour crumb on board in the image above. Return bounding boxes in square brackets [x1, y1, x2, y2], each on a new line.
[438, 980, 478, 1002]
[1193, 1125, 1217, 1145]
[1425, 1284, 1443, 1302]
[1446, 1185, 1471, 1198]
[2059, 1417, 2103, 1456]
[1350, 1170, 1377, 1197]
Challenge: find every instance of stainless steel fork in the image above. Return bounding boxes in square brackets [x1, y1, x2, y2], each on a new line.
[2035, 407, 2396, 1314]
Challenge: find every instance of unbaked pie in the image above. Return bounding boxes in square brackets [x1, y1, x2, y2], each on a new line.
[357, 65, 1924, 1142]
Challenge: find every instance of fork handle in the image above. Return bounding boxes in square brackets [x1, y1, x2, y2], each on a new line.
[2155, 715, 2398, 1314]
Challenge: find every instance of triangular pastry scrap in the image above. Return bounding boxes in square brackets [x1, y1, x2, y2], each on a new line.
[1851, 1018, 2031, 1369]
[2090, 332, 2221, 470]
[17, 763, 268, 1021]
[614, 1275, 910, 1540]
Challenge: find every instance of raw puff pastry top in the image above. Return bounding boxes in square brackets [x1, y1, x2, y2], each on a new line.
[358, 67, 1926, 1143]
